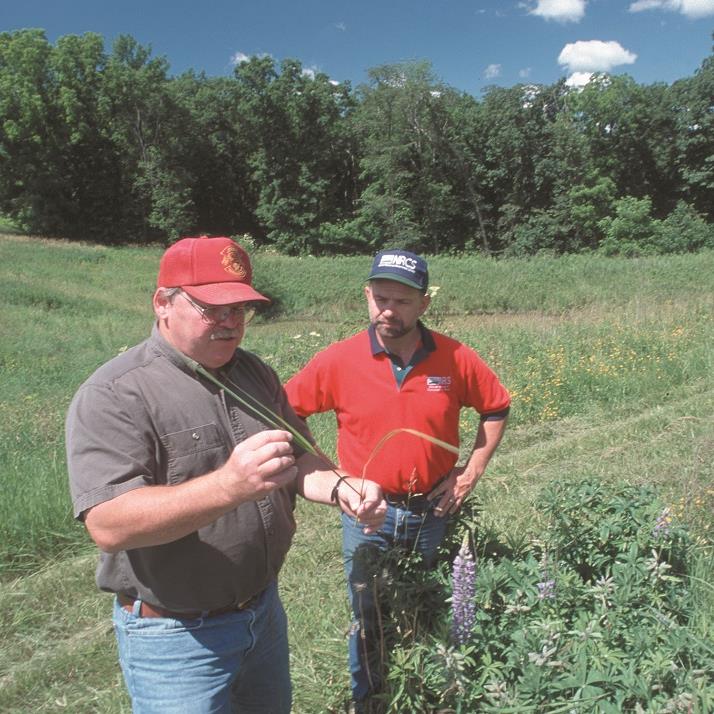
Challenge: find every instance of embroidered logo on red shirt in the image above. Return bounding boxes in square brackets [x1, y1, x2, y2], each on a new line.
[426, 376, 452, 391]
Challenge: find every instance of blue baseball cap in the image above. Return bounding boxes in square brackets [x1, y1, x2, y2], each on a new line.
[366, 249, 429, 292]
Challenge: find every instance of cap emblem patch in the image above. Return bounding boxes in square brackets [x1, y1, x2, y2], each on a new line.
[220, 245, 247, 279]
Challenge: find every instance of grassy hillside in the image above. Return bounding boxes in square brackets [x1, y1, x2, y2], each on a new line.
[1, 234, 712, 712]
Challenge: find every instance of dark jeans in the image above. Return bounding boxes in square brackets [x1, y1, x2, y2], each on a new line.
[341, 503, 450, 703]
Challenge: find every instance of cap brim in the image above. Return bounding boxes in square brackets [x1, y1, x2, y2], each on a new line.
[182, 283, 271, 305]
[366, 273, 425, 291]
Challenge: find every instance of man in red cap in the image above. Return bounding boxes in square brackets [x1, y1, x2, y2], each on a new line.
[66, 236, 386, 713]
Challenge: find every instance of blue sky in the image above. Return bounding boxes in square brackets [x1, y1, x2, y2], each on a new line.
[3, 1, 713, 94]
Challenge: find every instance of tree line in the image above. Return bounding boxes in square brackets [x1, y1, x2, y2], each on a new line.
[1, 29, 712, 255]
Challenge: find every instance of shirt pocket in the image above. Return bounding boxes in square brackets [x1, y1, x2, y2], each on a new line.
[160, 423, 229, 485]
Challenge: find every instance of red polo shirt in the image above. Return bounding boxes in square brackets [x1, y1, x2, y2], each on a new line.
[285, 325, 510, 495]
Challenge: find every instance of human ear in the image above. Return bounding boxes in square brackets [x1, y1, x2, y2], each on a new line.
[153, 289, 171, 319]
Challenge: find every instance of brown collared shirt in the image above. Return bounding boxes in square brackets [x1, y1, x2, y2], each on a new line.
[66, 324, 312, 612]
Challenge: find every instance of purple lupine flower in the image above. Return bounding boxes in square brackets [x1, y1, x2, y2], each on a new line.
[652, 507, 672, 539]
[537, 579, 556, 600]
[537, 549, 556, 600]
[451, 535, 477, 645]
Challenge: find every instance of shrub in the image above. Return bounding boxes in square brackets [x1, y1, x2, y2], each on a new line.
[377, 479, 713, 713]
[598, 196, 659, 257]
[500, 209, 562, 257]
[598, 198, 714, 256]
[651, 201, 714, 254]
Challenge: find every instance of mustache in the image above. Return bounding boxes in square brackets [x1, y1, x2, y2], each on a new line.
[209, 330, 240, 340]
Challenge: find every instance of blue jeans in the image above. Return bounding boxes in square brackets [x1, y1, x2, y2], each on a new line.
[341, 504, 450, 702]
[112, 580, 291, 713]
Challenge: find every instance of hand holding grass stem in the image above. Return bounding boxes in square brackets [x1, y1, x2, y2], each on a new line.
[190, 361, 363, 498]
[188, 363, 461, 527]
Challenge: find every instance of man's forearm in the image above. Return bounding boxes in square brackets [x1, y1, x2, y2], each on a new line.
[295, 452, 347, 504]
[84, 430, 298, 552]
[463, 416, 508, 484]
[84, 471, 239, 553]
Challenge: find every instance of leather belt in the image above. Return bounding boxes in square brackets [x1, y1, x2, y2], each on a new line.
[117, 592, 258, 619]
[385, 492, 432, 513]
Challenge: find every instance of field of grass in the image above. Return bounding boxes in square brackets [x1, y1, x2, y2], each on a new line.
[1, 234, 712, 712]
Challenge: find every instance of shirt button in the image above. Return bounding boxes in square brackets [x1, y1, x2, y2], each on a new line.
[192, 433, 200, 440]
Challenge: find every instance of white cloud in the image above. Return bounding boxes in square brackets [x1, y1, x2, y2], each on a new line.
[629, 0, 714, 18]
[558, 40, 637, 74]
[231, 52, 250, 66]
[335, 21, 347, 31]
[529, 0, 587, 22]
[302, 67, 317, 80]
[565, 71, 595, 87]
[519, 67, 533, 78]
[484, 63, 502, 79]
[230, 51, 273, 66]
[521, 84, 542, 107]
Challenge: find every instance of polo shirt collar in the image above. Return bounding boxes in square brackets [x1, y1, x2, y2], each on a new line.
[368, 320, 436, 358]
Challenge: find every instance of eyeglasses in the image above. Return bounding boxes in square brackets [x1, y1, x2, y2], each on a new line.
[180, 291, 256, 325]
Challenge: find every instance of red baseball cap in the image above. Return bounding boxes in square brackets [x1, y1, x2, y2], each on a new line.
[157, 236, 270, 305]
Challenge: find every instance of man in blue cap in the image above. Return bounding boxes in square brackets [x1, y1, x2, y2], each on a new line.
[286, 248, 510, 710]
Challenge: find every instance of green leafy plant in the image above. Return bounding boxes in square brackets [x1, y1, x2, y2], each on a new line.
[376, 480, 713, 713]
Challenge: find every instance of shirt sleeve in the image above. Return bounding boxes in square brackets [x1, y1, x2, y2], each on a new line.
[458, 344, 511, 416]
[284, 350, 336, 418]
[65, 382, 156, 520]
